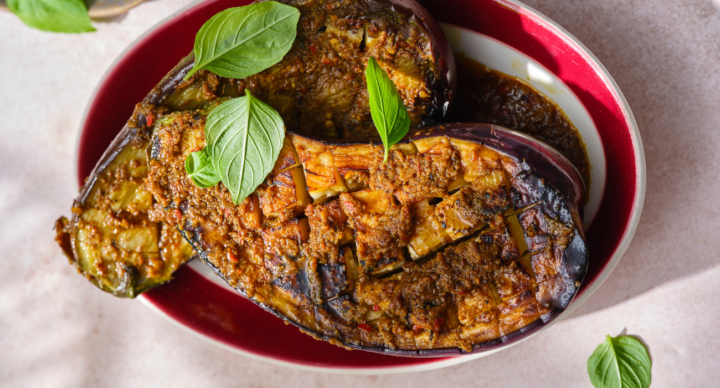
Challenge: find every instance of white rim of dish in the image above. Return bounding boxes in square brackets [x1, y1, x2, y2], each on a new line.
[77, 0, 646, 375]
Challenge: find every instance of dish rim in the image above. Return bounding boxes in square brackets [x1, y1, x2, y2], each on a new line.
[74, 0, 646, 374]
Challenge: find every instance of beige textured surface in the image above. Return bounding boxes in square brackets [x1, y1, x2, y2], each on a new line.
[1, 0, 719, 386]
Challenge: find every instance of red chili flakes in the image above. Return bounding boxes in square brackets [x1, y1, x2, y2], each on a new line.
[434, 317, 445, 331]
[146, 113, 155, 127]
[223, 208, 231, 217]
[227, 252, 239, 263]
[173, 209, 182, 221]
[358, 323, 372, 333]
[373, 304, 380, 311]
[322, 56, 332, 65]
[309, 43, 317, 55]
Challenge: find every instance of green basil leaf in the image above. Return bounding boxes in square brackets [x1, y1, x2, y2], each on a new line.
[7, 0, 95, 33]
[366, 57, 410, 163]
[185, 148, 222, 188]
[588, 335, 652, 388]
[205, 90, 285, 204]
[185, 1, 300, 81]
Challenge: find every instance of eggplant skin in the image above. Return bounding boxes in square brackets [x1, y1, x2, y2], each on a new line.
[146, 115, 588, 356]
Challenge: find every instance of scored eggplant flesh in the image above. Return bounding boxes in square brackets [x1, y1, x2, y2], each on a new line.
[145, 115, 587, 355]
[55, 0, 455, 298]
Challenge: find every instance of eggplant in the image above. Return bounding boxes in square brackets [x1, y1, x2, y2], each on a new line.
[56, 0, 455, 298]
[56, 0, 588, 356]
[146, 116, 587, 355]
[166, 0, 456, 138]
[54, 56, 198, 298]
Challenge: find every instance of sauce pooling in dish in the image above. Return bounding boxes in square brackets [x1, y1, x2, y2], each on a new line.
[451, 54, 590, 186]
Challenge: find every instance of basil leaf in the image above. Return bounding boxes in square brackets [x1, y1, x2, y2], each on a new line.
[205, 90, 285, 204]
[185, 148, 222, 188]
[588, 335, 652, 388]
[7, 0, 95, 33]
[185, 1, 300, 81]
[366, 57, 410, 163]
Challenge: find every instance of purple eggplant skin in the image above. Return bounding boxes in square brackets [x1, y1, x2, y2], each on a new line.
[79, 54, 195, 205]
[64, 53, 195, 226]
[414, 123, 586, 220]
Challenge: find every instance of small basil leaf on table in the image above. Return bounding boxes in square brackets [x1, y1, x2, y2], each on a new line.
[7, 0, 95, 33]
[366, 57, 411, 163]
[205, 90, 285, 205]
[185, 148, 222, 188]
[185, 1, 301, 81]
[588, 335, 652, 388]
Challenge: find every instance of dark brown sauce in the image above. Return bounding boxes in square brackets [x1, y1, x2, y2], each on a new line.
[450, 54, 590, 186]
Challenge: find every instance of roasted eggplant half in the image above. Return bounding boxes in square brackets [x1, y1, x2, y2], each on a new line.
[56, 0, 455, 298]
[145, 117, 587, 355]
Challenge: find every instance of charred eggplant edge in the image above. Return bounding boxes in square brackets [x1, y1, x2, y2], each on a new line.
[184, 122, 588, 357]
[54, 54, 197, 294]
[372, 0, 457, 120]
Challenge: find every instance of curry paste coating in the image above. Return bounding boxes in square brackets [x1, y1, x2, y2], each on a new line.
[144, 109, 584, 353]
[54, 127, 195, 297]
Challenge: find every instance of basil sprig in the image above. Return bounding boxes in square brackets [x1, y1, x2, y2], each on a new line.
[185, 148, 222, 188]
[366, 57, 410, 163]
[588, 335, 652, 388]
[8, 0, 95, 33]
[184, 1, 300, 81]
[186, 91, 285, 204]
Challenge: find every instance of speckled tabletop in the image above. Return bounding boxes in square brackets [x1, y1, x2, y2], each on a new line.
[1, 0, 719, 386]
